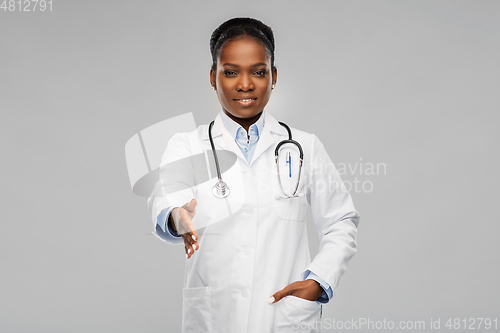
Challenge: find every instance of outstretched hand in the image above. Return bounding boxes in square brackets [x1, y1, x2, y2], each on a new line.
[268, 280, 323, 304]
[169, 198, 199, 259]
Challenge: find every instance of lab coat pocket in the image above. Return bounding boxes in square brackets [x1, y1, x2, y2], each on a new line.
[274, 296, 321, 333]
[182, 286, 213, 333]
[273, 195, 307, 221]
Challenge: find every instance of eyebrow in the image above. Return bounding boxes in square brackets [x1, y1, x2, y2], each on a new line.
[222, 62, 268, 68]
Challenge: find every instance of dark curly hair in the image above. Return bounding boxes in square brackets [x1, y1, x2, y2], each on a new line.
[210, 17, 275, 71]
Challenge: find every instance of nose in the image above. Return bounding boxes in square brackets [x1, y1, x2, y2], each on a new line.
[236, 73, 255, 91]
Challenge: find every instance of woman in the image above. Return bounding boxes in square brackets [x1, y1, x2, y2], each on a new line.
[148, 17, 360, 333]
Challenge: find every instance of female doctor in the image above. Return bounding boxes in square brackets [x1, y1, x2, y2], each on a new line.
[147, 17, 360, 333]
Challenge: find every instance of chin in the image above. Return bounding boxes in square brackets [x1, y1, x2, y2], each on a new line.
[239, 111, 261, 119]
[228, 109, 257, 119]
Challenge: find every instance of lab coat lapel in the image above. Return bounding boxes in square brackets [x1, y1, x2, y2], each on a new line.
[204, 113, 247, 162]
[250, 111, 288, 166]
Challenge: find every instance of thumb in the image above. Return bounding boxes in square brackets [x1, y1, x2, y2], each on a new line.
[190, 198, 197, 209]
[268, 285, 291, 304]
[184, 198, 197, 212]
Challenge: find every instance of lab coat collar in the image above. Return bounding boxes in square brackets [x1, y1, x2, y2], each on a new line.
[200, 110, 289, 165]
[264, 111, 290, 137]
[250, 111, 288, 165]
[199, 112, 246, 161]
[201, 112, 225, 140]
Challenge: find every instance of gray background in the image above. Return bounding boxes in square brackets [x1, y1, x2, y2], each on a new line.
[1, 0, 499, 332]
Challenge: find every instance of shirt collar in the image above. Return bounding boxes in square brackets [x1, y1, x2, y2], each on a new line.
[220, 109, 266, 141]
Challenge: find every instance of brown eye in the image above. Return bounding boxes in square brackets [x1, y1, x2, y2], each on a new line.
[223, 70, 236, 77]
[254, 70, 267, 76]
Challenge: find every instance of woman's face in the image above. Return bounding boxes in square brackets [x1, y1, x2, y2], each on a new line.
[210, 35, 277, 120]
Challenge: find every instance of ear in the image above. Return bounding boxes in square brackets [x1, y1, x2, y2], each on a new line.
[210, 67, 216, 89]
[272, 67, 278, 86]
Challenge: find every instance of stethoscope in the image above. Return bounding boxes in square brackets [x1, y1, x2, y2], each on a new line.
[208, 120, 303, 199]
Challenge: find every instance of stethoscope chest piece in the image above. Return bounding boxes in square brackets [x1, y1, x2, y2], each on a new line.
[212, 180, 230, 198]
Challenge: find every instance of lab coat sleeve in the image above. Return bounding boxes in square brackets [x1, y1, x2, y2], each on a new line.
[304, 134, 360, 299]
[155, 206, 183, 242]
[147, 132, 196, 245]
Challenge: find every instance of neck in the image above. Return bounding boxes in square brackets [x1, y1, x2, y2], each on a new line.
[224, 111, 262, 133]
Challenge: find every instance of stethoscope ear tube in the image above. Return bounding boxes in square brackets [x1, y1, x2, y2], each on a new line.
[208, 121, 222, 180]
[275, 121, 304, 160]
[278, 121, 292, 139]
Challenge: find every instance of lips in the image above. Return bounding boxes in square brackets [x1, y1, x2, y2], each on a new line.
[233, 98, 257, 101]
[233, 97, 257, 106]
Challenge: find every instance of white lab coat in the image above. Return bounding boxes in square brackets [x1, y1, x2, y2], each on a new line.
[147, 111, 360, 333]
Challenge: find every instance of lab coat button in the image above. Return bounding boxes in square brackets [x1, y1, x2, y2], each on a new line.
[241, 290, 249, 297]
[244, 248, 251, 256]
[246, 208, 254, 214]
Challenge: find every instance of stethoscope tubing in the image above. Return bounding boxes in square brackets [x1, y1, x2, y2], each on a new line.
[208, 121, 222, 181]
[208, 119, 303, 199]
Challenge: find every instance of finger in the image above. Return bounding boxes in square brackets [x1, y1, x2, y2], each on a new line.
[180, 230, 198, 250]
[175, 212, 196, 245]
[184, 240, 193, 254]
[182, 233, 195, 251]
[182, 231, 194, 245]
[190, 230, 199, 248]
[184, 240, 194, 259]
[185, 246, 194, 259]
[182, 228, 199, 257]
[181, 218, 199, 251]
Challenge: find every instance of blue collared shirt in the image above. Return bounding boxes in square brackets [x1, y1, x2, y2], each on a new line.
[156, 110, 333, 303]
[220, 110, 265, 164]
